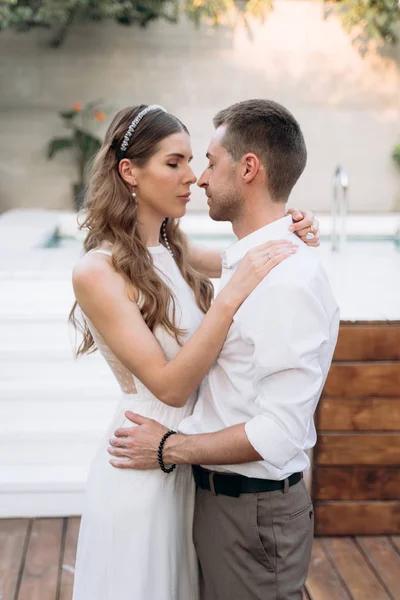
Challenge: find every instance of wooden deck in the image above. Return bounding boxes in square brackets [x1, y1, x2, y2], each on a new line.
[1, 519, 400, 600]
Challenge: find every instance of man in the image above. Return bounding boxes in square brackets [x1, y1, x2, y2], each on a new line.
[109, 99, 339, 599]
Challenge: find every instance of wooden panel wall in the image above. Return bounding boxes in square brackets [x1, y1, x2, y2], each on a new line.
[313, 323, 400, 536]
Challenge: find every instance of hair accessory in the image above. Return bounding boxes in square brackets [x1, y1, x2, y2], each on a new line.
[119, 105, 167, 157]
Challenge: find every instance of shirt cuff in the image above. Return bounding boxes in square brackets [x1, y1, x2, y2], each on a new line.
[245, 415, 301, 470]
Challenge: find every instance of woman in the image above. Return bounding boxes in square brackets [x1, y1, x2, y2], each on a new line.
[71, 104, 319, 600]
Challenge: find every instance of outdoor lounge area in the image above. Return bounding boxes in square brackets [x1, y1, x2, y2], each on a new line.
[1, 0, 400, 597]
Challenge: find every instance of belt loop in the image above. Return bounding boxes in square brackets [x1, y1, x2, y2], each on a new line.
[283, 477, 289, 494]
[209, 472, 217, 496]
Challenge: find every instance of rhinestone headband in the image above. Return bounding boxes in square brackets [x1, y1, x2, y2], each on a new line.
[119, 105, 167, 156]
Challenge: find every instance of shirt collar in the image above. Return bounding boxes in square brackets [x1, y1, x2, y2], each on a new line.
[222, 215, 293, 269]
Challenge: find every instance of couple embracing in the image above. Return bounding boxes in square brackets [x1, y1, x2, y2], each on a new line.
[71, 99, 339, 600]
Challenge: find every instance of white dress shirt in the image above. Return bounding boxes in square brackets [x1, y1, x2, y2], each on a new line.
[180, 215, 340, 480]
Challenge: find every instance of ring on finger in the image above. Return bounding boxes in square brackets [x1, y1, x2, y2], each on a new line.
[305, 226, 315, 240]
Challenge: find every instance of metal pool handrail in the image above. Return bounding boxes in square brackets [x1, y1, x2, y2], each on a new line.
[332, 165, 349, 252]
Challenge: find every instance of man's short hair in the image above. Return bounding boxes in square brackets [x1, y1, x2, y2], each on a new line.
[213, 99, 307, 202]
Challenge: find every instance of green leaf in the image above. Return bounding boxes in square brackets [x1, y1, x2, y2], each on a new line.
[73, 129, 101, 154]
[47, 137, 74, 159]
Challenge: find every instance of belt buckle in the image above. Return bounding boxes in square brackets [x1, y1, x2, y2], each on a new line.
[283, 477, 289, 494]
[209, 471, 217, 496]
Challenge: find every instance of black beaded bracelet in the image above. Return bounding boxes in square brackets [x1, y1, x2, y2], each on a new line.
[158, 430, 177, 474]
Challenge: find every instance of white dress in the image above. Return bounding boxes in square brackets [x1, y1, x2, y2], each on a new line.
[72, 245, 204, 600]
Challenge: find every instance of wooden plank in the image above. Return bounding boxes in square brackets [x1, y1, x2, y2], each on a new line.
[316, 434, 400, 466]
[322, 537, 391, 600]
[356, 536, 400, 599]
[59, 517, 81, 600]
[314, 467, 400, 501]
[306, 538, 351, 600]
[323, 364, 400, 397]
[18, 518, 63, 600]
[0, 519, 30, 600]
[315, 502, 400, 536]
[334, 326, 400, 362]
[318, 397, 400, 431]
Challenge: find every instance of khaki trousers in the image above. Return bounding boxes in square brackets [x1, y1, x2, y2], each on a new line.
[193, 478, 314, 600]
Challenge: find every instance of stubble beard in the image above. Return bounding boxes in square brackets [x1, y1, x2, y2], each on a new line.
[208, 187, 242, 223]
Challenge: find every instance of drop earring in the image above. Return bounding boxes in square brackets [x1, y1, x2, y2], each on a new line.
[131, 190, 137, 200]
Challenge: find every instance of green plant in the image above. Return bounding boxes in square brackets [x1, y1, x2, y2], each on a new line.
[0, 0, 272, 46]
[393, 144, 400, 167]
[1, 0, 398, 47]
[336, 0, 400, 46]
[47, 101, 105, 188]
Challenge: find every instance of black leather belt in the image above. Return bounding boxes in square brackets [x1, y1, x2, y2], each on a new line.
[192, 465, 302, 498]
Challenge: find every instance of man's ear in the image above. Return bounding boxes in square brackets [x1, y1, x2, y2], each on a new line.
[242, 153, 260, 184]
[118, 158, 138, 187]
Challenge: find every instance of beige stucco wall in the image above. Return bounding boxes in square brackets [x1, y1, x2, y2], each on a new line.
[0, 1, 399, 214]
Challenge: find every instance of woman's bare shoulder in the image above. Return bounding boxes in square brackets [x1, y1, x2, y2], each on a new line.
[72, 251, 139, 307]
[72, 251, 115, 289]
[73, 252, 137, 305]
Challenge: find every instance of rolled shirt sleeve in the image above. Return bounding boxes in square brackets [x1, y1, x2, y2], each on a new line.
[234, 281, 330, 470]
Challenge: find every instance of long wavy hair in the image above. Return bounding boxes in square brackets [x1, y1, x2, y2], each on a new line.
[70, 105, 214, 356]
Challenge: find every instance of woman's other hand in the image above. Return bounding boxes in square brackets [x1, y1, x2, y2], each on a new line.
[287, 208, 320, 247]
